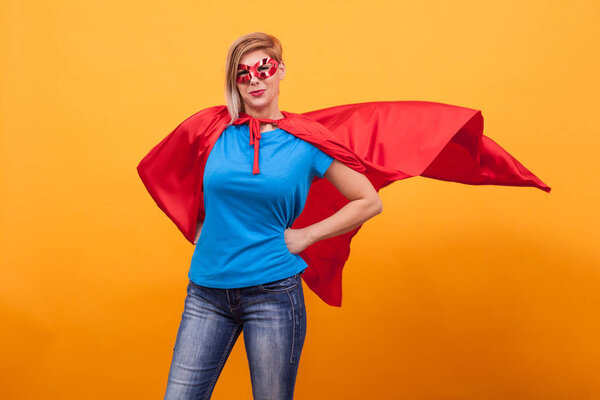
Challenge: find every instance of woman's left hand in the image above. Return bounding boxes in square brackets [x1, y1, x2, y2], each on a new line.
[283, 227, 312, 254]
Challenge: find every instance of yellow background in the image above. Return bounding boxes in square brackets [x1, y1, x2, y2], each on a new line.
[1, 0, 598, 398]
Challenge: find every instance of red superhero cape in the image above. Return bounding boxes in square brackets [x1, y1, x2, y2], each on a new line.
[137, 100, 551, 307]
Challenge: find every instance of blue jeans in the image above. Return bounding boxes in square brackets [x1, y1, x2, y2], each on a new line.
[164, 271, 307, 400]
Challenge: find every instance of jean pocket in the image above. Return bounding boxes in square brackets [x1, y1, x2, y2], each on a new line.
[258, 273, 298, 293]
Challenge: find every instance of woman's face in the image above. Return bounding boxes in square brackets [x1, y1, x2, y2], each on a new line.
[236, 49, 285, 112]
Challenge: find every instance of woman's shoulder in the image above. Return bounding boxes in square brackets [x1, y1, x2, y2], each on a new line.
[280, 110, 332, 140]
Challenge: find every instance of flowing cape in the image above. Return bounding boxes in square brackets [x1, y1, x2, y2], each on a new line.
[137, 101, 551, 307]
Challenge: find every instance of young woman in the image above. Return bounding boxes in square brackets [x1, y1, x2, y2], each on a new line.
[163, 32, 382, 400]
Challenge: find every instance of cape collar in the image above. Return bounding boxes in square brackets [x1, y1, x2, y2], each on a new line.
[231, 111, 292, 174]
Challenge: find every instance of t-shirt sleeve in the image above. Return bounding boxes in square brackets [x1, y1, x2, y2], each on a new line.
[312, 146, 335, 179]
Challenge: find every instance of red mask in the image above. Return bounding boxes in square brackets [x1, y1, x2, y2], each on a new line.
[236, 57, 279, 84]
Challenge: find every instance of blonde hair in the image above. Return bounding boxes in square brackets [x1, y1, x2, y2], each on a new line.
[224, 32, 284, 126]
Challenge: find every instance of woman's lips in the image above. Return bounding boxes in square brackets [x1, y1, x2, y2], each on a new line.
[250, 89, 265, 97]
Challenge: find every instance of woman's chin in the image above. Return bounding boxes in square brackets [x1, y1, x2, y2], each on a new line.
[245, 97, 272, 108]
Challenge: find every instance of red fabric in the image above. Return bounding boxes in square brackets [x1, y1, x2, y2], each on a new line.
[230, 112, 285, 174]
[137, 101, 551, 307]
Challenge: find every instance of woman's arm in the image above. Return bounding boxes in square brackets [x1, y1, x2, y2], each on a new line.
[193, 220, 203, 245]
[284, 159, 383, 254]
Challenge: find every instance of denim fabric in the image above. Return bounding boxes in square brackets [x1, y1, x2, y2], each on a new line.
[164, 271, 307, 400]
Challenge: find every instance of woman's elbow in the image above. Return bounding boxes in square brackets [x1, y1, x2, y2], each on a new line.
[368, 195, 383, 216]
[375, 197, 383, 215]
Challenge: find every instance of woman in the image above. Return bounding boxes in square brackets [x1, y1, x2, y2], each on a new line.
[163, 32, 383, 399]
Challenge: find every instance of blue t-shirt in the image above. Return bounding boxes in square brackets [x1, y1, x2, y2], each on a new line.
[189, 123, 335, 288]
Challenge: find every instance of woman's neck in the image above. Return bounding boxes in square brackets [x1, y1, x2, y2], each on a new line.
[243, 105, 284, 121]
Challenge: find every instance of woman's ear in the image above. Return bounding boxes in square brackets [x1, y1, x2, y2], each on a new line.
[279, 62, 285, 80]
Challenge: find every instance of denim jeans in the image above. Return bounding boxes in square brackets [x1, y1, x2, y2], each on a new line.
[164, 271, 307, 400]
